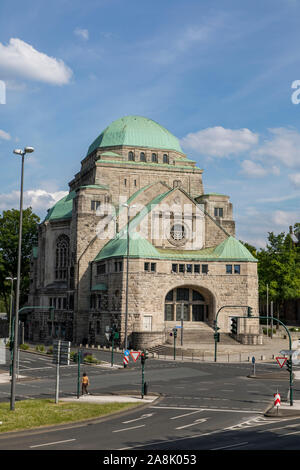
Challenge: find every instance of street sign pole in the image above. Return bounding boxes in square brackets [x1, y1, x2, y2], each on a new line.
[77, 349, 82, 399]
[111, 334, 114, 367]
[181, 303, 184, 347]
[252, 356, 256, 376]
[173, 329, 176, 361]
[55, 340, 61, 404]
[141, 361, 145, 399]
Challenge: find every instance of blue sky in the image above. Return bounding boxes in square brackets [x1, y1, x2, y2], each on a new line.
[0, 0, 299, 247]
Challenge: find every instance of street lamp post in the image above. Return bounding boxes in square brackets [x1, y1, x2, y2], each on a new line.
[122, 203, 136, 351]
[10, 146, 34, 411]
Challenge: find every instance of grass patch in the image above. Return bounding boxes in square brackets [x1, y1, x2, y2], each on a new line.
[0, 400, 140, 433]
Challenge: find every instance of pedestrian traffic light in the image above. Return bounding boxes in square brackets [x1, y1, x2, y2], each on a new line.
[214, 332, 220, 342]
[247, 307, 253, 317]
[286, 359, 292, 373]
[231, 317, 238, 335]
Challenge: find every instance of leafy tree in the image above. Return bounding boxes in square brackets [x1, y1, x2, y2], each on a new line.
[241, 224, 300, 319]
[0, 208, 40, 312]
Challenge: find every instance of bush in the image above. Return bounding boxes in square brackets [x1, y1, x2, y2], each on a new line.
[35, 345, 45, 353]
[19, 344, 29, 350]
[70, 351, 76, 362]
[46, 346, 53, 355]
[289, 327, 300, 332]
[84, 354, 99, 364]
[262, 328, 276, 336]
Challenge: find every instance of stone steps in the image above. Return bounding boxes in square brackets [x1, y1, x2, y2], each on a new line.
[149, 333, 239, 356]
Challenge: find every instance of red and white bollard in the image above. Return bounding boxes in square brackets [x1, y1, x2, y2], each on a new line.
[274, 392, 281, 414]
[123, 355, 129, 368]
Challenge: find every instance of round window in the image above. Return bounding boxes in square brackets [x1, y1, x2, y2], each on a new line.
[170, 224, 185, 241]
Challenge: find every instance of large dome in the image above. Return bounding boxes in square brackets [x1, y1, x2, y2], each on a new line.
[87, 115, 183, 156]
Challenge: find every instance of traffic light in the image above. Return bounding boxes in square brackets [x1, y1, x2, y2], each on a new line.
[141, 350, 148, 365]
[173, 328, 177, 338]
[286, 359, 292, 373]
[110, 325, 119, 341]
[247, 307, 253, 317]
[214, 332, 220, 343]
[231, 317, 238, 335]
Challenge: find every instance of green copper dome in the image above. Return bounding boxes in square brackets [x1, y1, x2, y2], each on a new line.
[87, 115, 183, 156]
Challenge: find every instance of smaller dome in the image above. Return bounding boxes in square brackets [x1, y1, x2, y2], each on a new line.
[87, 115, 183, 155]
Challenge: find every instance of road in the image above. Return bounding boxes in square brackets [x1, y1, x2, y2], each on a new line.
[0, 349, 300, 450]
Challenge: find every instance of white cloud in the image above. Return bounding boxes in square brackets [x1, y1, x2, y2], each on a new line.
[181, 126, 259, 157]
[74, 28, 89, 41]
[240, 160, 267, 177]
[289, 173, 300, 187]
[0, 189, 68, 213]
[0, 38, 73, 85]
[0, 129, 11, 140]
[272, 210, 299, 227]
[240, 159, 280, 177]
[253, 127, 300, 168]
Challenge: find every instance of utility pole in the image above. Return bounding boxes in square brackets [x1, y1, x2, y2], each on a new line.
[181, 303, 184, 346]
[266, 284, 269, 336]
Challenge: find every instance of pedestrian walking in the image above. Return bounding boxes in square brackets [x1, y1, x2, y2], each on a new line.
[82, 372, 89, 395]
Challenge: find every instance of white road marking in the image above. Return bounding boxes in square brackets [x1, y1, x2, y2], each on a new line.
[122, 414, 153, 424]
[170, 410, 204, 420]
[176, 418, 207, 430]
[279, 430, 300, 437]
[258, 421, 300, 433]
[113, 424, 145, 433]
[30, 439, 76, 448]
[211, 441, 248, 450]
[150, 406, 262, 413]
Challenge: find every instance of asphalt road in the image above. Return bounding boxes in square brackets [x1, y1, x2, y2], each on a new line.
[0, 349, 300, 451]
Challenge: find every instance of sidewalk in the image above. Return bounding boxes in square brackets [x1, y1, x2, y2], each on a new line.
[265, 400, 300, 417]
[60, 393, 158, 404]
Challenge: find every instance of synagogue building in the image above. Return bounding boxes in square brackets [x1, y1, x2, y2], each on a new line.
[28, 116, 259, 348]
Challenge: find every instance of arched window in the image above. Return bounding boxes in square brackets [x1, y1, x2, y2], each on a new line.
[55, 235, 70, 280]
[163, 154, 169, 164]
[152, 153, 158, 163]
[140, 152, 146, 162]
[128, 151, 135, 161]
[164, 287, 208, 322]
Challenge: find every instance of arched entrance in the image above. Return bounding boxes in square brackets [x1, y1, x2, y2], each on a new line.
[164, 287, 210, 323]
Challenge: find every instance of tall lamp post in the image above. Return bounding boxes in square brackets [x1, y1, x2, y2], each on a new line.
[5, 276, 17, 339]
[122, 203, 136, 351]
[10, 146, 34, 411]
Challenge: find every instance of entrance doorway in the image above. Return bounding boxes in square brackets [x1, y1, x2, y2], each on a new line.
[164, 287, 209, 322]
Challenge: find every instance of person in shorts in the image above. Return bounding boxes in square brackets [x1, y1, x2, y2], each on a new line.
[82, 373, 89, 395]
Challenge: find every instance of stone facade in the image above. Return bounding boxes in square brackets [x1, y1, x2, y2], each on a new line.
[28, 116, 259, 348]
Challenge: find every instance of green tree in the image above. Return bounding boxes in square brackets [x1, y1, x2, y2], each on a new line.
[257, 229, 300, 315]
[0, 208, 40, 311]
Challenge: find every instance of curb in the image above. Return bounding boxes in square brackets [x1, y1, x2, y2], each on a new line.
[0, 393, 162, 439]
